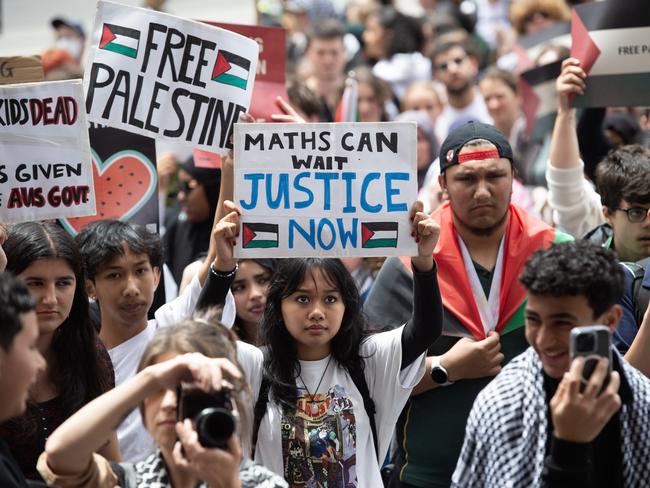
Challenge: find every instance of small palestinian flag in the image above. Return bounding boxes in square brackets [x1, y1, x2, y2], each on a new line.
[212, 50, 251, 90]
[335, 72, 358, 122]
[361, 222, 398, 249]
[242, 223, 279, 249]
[99, 23, 140, 59]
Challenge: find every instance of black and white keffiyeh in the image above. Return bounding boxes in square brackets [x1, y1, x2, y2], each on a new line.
[117, 451, 287, 488]
[451, 347, 650, 487]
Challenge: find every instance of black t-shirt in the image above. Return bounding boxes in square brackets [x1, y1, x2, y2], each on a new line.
[0, 439, 28, 488]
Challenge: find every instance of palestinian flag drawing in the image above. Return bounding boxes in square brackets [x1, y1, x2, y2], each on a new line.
[519, 59, 562, 139]
[572, 0, 650, 108]
[361, 222, 398, 249]
[212, 50, 251, 90]
[242, 223, 279, 248]
[99, 23, 140, 59]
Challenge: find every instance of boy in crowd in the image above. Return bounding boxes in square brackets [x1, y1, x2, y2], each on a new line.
[453, 241, 650, 486]
[76, 220, 235, 461]
[0, 272, 46, 487]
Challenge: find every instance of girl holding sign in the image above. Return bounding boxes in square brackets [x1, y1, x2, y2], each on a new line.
[209, 199, 442, 487]
[0, 222, 118, 481]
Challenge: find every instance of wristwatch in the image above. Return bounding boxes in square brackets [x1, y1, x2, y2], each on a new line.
[430, 356, 453, 386]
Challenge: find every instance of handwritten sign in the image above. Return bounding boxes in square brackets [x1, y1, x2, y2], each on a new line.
[0, 80, 95, 223]
[84, 1, 259, 152]
[234, 123, 418, 258]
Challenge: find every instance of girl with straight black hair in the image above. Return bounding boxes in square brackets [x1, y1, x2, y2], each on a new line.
[208, 200, 443, 487]
[0, 222, 118, 481]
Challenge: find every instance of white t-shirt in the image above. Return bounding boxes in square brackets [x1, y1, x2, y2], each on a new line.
[435, 90, 492, 143]
[239, 326, 425, 487]
[109, 275, 237, 462]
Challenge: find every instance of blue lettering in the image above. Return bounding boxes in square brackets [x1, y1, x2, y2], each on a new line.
[266, 173, 290, 209]
[360, 172, 382, 213]
[314, 172, 339, 210]
[341, 172, 356, 213]
[385, 172, 409, 212]
[239, 173, 264, 210]
[293, 172, 314, 209]
[317, 218, 336, 250]
[288, 219, 315, 249]
[337, 218, 358, 248]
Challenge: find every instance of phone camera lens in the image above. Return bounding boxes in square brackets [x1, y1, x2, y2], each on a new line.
[576, 333, 595, 352]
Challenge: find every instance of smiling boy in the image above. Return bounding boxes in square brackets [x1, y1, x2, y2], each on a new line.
[452, 241, 650, 487]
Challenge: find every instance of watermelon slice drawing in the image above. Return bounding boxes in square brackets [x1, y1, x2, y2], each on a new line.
[59, 150, 157, 235]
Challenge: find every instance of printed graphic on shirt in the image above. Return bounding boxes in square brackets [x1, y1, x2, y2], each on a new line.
[281, 384, 357, 487]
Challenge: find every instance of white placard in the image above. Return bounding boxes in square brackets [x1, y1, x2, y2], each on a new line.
[234, 122, 418, 258]
[0, 79, 95, 224]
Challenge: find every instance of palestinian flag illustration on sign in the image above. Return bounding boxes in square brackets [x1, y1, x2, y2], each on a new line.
[362, 222, 398, 249]
[212, 50, 251, 90]
[99, 23, 140, 59]
[242, 223, 279, 248]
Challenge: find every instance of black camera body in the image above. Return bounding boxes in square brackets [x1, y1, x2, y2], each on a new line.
[177, 385, 237, 449]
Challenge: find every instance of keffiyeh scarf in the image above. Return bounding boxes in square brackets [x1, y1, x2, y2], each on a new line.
[451, 348, 650, 487]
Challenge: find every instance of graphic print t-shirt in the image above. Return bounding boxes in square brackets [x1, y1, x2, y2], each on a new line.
[251, 327, 426, 488]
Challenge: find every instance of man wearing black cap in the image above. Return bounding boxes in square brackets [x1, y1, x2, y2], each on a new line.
[365, 121, 571, 488]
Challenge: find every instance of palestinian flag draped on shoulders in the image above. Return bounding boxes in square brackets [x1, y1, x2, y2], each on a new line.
[401, 202, 572, 340]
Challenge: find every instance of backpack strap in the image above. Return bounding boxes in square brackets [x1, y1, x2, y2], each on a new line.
[623, 262, 648, 326]
[252, 375, 270, 457]
[348, 365, 380, 460]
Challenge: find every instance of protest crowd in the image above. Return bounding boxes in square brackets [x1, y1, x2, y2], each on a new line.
[2, 0, 650, 486]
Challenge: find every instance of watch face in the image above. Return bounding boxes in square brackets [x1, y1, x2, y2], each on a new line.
[431, 366, 448, 384]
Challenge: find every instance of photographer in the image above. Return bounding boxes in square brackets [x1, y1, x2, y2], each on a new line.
[37, 314, 287, 488]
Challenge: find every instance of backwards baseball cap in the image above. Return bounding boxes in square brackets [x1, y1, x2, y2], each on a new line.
[439, 121, 513, 173]
[51, 18, 86, 39]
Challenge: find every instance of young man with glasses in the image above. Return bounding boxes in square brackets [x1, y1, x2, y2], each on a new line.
[430, 38, 491, 142]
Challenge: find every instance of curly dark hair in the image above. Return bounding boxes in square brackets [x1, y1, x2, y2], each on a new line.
[0, 271, 35, 351]
[519, 241, 625, 318]
[595, 144, 650, 209]
[261, 258, 368, 411]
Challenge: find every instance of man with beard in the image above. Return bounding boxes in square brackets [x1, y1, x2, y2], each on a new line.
[431, 39, 492, 143]
[365, 121, 571, 488]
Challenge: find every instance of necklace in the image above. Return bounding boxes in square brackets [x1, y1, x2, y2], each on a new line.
[298, 355, 333, 416]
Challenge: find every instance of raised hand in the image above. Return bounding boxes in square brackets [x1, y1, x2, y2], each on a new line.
[551, 357, 621, 443]
[410, 200, 439, 272]
[556, 57, 586, 113]
[212, 200, 241, 272]
[270, 96, 306, 124]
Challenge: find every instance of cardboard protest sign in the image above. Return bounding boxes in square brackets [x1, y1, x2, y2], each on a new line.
[84, 1, 259, 152]
[204, 22, 287, 121]
[0, 56, 44, 85]
[519, 59, 563, 138]
[0, 80, 95, 224]
[571, 0, 650, 108]
[234, 123, 418, 258]
[59, 124, 159, 235]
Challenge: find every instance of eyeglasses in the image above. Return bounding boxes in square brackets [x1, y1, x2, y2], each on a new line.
[435, 55, 466, 72]
[614, 207, 650, 223]
[178, 179, 199, 194]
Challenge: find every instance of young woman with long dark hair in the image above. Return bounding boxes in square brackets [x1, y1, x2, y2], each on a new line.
[209, 200, 443, 486]
[0, 222, 118, 481]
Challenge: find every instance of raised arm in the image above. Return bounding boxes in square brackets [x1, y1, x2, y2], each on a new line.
[400, 201, 443, 368]
[624, 300, 650, 376]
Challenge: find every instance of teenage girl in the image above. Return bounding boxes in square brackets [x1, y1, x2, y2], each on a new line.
[209, 199, 443, 487]
[0, 222, 118, 481]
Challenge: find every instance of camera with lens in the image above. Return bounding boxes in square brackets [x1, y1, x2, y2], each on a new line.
[177, 385, 237, 449]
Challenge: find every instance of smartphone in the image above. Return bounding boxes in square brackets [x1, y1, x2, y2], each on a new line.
[570, 325, 612, 390]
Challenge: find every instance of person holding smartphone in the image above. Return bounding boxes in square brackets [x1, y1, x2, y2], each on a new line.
[452, 241, 650, 487]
